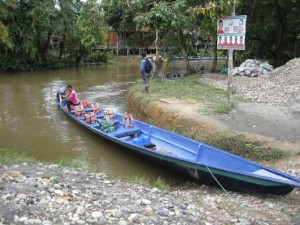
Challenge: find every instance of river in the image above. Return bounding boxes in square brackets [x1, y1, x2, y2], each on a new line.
[0, 58, 223, 183]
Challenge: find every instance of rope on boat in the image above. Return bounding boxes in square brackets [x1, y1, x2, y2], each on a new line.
[154, 148, 177, 156]
[205, 164, 231, 196]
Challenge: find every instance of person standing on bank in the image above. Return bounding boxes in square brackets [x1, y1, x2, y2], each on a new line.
[61, 85, 80, 111]
[140, 53, 153, 94]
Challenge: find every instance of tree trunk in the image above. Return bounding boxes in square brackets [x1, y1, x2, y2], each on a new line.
[196, 41, 208, 72]
[39, 30, 52, 59]
[59, 34, 65, 59]
[210, 43, 218, 73]
[154, 27, 159, 77]
[178, 29, 192, 73]
[294, 39, 300, 57]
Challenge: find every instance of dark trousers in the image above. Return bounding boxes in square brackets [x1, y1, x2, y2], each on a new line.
[65, 99, 79, 111]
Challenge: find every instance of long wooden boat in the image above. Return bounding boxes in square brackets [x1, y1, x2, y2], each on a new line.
[56, 87, 300, 195]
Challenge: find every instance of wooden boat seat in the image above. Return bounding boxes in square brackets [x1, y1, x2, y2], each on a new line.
[112, 127, 141, 138]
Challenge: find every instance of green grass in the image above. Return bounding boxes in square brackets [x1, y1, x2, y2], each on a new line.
[132, 75, 246, 114]
[130, 174, 150, 185]
[0, 148, 93, 172]
[203, 133, 288, 162]
[150, 176, 169, 190]
[0, 148, 36, 165]
[211, 100, 237, 114]
[56, 158, 84, 169]
[133, 76, 226, 101]
[128, 174, 169, 190]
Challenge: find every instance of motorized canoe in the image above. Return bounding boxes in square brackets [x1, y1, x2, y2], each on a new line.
[56, 87, 300, 195]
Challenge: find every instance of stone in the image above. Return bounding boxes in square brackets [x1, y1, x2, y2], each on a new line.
[111, 209, 123, 218]
[91, 211, 103, 219]
[54, 190, 64, 196]
[17, 194, 27, 200]
[7, 171, 22, 177]
[76, 206, 86, 215]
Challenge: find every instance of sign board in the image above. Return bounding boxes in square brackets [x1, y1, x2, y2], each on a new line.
[217, 15, 247, 50]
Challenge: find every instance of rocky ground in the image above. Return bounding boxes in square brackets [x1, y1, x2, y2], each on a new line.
[201, 57, 300, 145]
[1, 58, 300, 225]
[1, 163, 300, 225]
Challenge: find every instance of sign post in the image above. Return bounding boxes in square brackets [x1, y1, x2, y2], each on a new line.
[217, 15, 247, 51]
[217, 14, 247, 108]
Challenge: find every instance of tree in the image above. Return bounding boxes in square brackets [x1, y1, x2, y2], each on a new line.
[71, 0, 107, 65]
[238, 0, 300, 65]
[0, 0, 107, 72]
[0, 0, 15, 48]
[134, 0, 201, 73]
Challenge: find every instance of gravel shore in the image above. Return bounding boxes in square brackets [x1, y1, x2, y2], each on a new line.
[1, 162, 300, 225]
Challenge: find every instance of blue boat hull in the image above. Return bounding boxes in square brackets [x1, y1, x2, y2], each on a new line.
[107, 140, 295, 195]
[56, 94, 300, 195]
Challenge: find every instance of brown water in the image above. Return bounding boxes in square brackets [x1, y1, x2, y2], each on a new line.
[0, 59, 223, 182]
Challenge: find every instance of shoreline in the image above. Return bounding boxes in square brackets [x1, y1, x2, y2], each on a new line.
[1, 162, 299, 225]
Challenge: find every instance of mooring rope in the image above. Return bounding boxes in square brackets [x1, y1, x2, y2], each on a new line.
[205, 164, 231, 196]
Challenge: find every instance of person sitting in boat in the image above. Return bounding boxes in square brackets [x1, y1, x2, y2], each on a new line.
[91, 102, 101, 114]
[74, 105, 85, 117]
[98, 115, 116, 133]
[123, 112, 135, 128]
[61, 85, 80, 112]
[81, 99, 90, 108]
[84, 111, 97, 124]
[104, 110, 115, 119]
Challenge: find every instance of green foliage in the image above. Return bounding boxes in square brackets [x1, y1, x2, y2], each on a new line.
[212, 100, 237, 114]
[130, 174, 150, 185]
[129, 174, 169, 190]
[57, 158, 83, 169]
[0, 149, 35, 165]
[150, 176, 169, 190]
[102, 0, 137, 32]
[0, 0, 15, 48]
[84, 51, 110, 64]
[133, 75, 227, 102]
[0, 0, 107, 72]
[76, 0, 106, 48]
[237, 0, 300, 65]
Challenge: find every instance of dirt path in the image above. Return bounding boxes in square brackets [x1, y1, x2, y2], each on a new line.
[155, 98, 300, 171]
[158, 98, 300, 145]
[214, 102, 300, 145]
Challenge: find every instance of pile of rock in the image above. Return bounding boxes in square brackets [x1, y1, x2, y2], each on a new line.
[202, 57, 300, 105]
[233, 59, 274, 77]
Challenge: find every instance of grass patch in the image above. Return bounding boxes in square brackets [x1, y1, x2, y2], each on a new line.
[129, 174, 150, 186]
[0, 149, 92, 172]
[133, 76, 227, 102]
[204, 134, 287, 161]
[132, 75, 247, 114]
[0, 148, 36, 165]
[211, 100, 237, 114]
[219, 197, 238, 211]
[128, 174, 169, 190]
[150, 176, 169, 191]
[56, 158, 84, 169]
